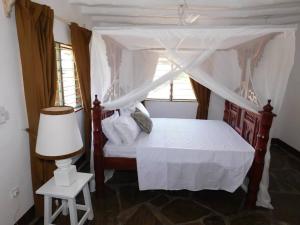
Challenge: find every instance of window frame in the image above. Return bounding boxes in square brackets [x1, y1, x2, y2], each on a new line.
[55, 41, 83, 111]
[146, 59, 197, 102]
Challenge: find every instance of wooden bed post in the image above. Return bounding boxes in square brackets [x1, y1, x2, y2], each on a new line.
[92, 95, 105, 196]
[223, 100, 230, 122]
[245, 100, 276, 208]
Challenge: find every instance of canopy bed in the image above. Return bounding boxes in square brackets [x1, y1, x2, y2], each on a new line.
[92, 96, 275, 208]
[89, 25, 296, 209]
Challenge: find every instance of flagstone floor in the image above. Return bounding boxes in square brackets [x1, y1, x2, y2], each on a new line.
[35, 142, 300, 225]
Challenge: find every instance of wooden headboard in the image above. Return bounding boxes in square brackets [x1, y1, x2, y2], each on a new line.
[223, 100, 275, 151]
[92, 96, 276, 208]
[223, 100, 275, 208]
[223, 101, 261, 148]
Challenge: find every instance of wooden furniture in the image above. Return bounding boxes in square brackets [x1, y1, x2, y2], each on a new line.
[36, 173, 94, 225]
[223, 100, 275, 208]
[92, 95, 275, 208]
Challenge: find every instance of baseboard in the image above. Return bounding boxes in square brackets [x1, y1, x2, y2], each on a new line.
[14, 205, 36, 225]
[272, 138, 300, 159]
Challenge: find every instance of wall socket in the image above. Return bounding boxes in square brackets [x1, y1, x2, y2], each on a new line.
[0, 106, 9, 125]
[9, 187, 20, 199]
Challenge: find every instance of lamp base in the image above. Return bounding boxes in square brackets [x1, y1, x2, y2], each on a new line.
[54, 159, 77, 186]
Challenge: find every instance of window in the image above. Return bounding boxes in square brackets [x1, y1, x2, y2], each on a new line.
[147, 57, 196, 101]
[55, 42, 82, 109]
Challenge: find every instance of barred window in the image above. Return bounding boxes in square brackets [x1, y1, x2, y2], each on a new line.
[55, 42, 82, 109]
[147, 57, 196, 101]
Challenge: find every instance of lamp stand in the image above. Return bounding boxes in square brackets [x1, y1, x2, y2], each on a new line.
[54, 158, 77, 186]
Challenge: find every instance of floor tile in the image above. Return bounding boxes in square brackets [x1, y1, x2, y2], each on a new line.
[161, 199, 210, 224]
[32, 144, 300, 225]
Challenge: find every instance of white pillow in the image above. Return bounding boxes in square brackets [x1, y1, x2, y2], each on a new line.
[101, 112, 122, 145]
[113, 115, 141, 144]
[136, 102, 150, 117]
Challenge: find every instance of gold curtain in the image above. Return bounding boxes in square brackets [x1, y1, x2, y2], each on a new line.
[190, 79, 211, 119]
[15, 0, 57, 215]
[69, 23, 92, 156]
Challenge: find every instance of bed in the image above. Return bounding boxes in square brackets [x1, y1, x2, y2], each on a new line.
[92, 96, 275, 208]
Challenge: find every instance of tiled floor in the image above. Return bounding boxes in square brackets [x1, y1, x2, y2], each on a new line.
[34, 143, 300, 225]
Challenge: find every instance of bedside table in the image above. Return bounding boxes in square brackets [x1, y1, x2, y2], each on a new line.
[36, 172, 94, 225]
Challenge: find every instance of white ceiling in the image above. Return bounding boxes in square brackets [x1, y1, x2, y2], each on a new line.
[68, 0, 300, 26]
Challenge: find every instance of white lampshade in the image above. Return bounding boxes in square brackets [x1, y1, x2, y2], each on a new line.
[36, 106, 83, 159]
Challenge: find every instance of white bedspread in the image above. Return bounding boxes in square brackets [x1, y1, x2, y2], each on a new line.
[104, 118, 255, 192]
[137, 118, 254, 192]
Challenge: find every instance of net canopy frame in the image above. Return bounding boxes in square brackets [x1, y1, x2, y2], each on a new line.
[90, 24, 297, 209]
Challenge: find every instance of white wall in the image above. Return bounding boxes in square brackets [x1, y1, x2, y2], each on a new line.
[274, 29, 300, 151]
[144, 92, 225, 120]
[145, 100, 197, 119]
[0, 1, 91, 224]
[0, 6, 33, 225]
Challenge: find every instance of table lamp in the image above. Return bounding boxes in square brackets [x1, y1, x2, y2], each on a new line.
[36, 106, 83, 186]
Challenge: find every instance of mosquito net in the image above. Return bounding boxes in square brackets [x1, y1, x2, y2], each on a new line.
[90, 25, 296, 208]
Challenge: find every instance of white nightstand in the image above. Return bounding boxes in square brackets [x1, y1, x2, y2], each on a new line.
[36, 172, 94, 225]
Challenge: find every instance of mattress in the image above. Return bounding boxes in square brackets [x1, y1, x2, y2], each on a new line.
[103, 141, 137, 158]
[104, 118, 255, 192]
[104, 118, 255, 160]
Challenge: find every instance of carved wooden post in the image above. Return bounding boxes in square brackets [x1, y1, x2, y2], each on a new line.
[245, 100, 276, 208]
[223, 100, 230, 122]
[92, 95, 105, 197]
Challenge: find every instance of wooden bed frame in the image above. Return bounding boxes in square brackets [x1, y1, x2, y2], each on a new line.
[92, 95, 275, 208]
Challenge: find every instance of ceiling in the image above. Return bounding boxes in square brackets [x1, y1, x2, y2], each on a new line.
[68, 0, 300, 26]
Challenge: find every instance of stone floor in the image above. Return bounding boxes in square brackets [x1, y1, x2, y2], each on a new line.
[34, 143, 300, 225]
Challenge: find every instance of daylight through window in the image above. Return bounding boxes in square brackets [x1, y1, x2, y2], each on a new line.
[147, 57, 196, 101]
[55, 42, 82, 109]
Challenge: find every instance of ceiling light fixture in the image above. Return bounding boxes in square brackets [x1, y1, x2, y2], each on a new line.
[178, 0, 200, 25]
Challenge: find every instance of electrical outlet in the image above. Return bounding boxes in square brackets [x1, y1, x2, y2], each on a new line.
[9, 187, 19, 199]
[0, 106, 9, 124]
